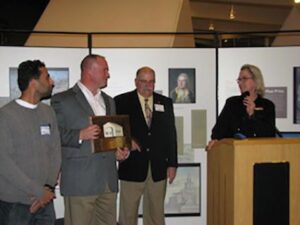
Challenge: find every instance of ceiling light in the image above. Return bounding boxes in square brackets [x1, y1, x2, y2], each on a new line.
[295, 0, 300, 3]
[229, 5, 235, 20]
[208, 21, 215, 31]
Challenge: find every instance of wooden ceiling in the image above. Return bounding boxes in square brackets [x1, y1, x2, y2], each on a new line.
[190, 0, 297, 46]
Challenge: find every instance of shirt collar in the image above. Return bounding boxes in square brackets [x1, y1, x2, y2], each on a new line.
[77, 81, 101, 98]
[15, 99, 38, 109]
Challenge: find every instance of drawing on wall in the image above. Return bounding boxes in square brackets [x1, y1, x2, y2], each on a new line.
[9, 67, 69, 103]
[138, 163, 200, 217]
[294, 67, 300, 124]
[169, 68, 196, 104]
[265, 87, 287, 118]
[178, 144, 195, 163]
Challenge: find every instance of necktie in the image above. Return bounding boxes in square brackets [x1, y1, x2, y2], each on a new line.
[144, 98, 152, 127]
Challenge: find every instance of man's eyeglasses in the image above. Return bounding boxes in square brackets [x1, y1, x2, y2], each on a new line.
[236, 77, 253, 83]
[138, 79, 155, 84]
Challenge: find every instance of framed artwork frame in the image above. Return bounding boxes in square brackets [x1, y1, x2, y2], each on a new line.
[9, 67, 69, 103]
[168, 68, 196, 104]
[294, 67, 300, 124]
[138, 163, 201, 217]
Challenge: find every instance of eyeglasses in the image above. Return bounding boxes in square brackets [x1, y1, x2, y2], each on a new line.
[137, 79, 155, 84]
[236, 77, 253, 83]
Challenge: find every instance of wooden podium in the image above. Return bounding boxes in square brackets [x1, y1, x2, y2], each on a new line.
[207, 138, 300, 225]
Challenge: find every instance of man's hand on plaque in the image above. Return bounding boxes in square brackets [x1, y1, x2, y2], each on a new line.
[116, 147, 130, 161]
[80, 124, 100, 140]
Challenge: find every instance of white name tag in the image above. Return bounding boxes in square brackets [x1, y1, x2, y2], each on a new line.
[40, 124, 51, 135]
[154, 104, 164, 112]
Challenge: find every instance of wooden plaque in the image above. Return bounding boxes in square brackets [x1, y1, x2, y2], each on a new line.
[91, 115, 131, 153]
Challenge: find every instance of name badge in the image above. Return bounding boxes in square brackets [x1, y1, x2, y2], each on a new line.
[40, 124, 51, 135]
[255, 107, 264, 111]
[154, 104, 164, 112]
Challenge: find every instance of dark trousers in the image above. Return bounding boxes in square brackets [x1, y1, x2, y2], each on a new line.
[0, 199, 55, 225]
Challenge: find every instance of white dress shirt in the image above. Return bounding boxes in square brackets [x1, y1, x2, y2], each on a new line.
[77, 81, 106, 116]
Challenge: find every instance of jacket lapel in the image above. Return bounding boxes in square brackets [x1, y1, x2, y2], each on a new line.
[73, 84, 95, 116]
[102, 92, 110, 115]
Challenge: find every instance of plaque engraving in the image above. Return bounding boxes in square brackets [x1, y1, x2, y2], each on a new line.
[91, 115, 131, 152]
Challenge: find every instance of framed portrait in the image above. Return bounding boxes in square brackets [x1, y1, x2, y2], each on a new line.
[264, 87, 287, 118]
[9, 67, 69, 104]
[294, 67, 300, 124]
[169, 68, 196, 104]
[139, 163, 201, 217]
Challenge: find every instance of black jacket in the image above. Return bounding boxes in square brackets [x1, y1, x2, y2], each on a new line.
[211, 95, 276, 140]
[114, 90, 178, 182]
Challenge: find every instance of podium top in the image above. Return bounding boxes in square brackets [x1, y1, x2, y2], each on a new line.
[215, 137, 300, 147]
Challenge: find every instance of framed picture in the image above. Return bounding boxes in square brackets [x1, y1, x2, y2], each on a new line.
[138, 163, 201, 217]
[264, 87, 287, 118]
[9, 67, 69, 104]
[294, 67, 300, 124]
[169, 68, 196, 104]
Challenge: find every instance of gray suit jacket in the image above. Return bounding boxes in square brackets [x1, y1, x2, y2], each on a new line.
[51, 84, 118, 196]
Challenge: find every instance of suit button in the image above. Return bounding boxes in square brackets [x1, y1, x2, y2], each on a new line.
[146, 148, 150, 152]
[148, 132, 151, 136]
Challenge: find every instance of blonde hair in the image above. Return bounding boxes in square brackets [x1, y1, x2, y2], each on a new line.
[240, 64, 265, 96]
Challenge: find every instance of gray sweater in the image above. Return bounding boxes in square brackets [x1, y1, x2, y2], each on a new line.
[0, 100, 61, 204]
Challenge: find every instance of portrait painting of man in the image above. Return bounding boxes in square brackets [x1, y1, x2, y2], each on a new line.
[169, 68, 196, 104]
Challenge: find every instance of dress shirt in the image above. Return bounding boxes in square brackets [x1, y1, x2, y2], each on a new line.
[77, 81, 106, 116]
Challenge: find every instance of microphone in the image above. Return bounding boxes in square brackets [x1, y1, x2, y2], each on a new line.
[241, 91, 250, 115]
[241, 91, 250, 99]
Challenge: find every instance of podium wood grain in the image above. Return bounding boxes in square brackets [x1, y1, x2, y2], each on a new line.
[207, 138, 300, 225]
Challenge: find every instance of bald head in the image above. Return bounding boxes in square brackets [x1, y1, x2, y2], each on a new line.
[80, 54, 106, 74]
[80, 54, 110, 93]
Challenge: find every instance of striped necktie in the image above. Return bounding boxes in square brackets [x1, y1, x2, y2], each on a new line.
[144, 98, 152, 127]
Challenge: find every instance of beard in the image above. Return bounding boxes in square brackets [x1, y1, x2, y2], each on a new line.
[40, 84, 54, 100]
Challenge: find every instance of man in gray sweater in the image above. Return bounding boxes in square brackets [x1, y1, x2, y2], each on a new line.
[0, 60, 61, 225]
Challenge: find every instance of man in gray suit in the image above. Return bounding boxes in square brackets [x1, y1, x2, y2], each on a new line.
[51, 54, 129, 225]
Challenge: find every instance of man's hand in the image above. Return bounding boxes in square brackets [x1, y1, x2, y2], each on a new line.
[79, 124, 100, 140]
[115, 147, 130, 161]
[131, 139, 141, 152]
[30, 189, 55, 213]
[167, 167, 177, 184]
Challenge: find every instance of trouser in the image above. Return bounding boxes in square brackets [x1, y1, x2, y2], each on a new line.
[64, 192, 117, 225]
[0, 199, 55, 225]
[118, 168, 167, 225]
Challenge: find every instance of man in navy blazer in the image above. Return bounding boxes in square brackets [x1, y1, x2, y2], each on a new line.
[114, 66, 178, 225]
[51, 54, 129, 225]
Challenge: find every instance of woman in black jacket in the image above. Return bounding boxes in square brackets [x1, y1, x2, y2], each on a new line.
[207, 64, 276, 150]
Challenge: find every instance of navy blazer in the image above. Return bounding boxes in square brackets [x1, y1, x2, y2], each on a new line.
[114, 90, 178, 182]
